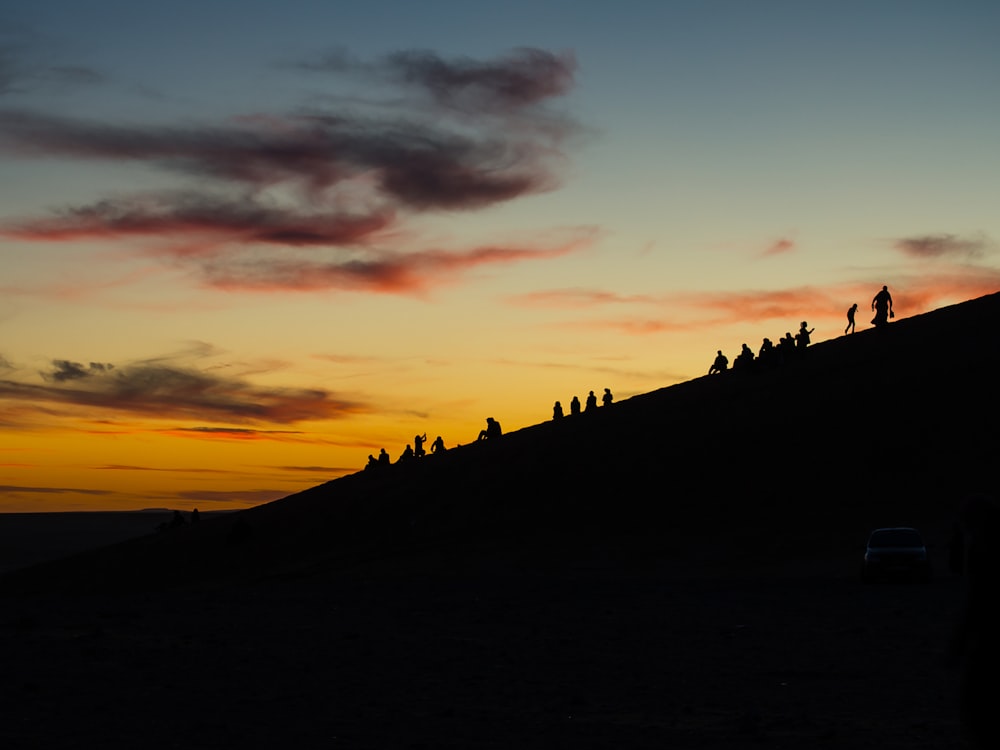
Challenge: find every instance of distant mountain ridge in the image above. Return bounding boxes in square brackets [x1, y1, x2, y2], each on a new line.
[4, 291, 999, 593]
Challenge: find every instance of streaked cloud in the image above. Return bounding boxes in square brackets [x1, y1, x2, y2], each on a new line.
[0, 358, 366, 426]
[0, 484, 113, 496]
[893, 233, 988, 260]
[0, 47, 582, 295]
[761, 237, 796, 257]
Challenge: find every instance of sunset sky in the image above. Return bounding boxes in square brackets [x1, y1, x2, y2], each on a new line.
[2, 1, 999, 512]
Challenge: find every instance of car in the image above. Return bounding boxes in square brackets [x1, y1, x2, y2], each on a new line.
[861, 527, 930, 583]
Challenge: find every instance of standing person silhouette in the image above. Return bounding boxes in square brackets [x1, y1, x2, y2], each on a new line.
[602, 388, 613, 407]
[871, 285, 894, 327]
[845, 303, 858, 334]
[570, 396, 581, 416]
[585, 390, 598, 412]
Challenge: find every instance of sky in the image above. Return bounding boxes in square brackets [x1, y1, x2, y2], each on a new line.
[2, 1, 999, 512]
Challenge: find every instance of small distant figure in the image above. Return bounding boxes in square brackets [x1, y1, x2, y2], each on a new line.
[795, 321, 814, 351]
[366, 454, 379, 471]
[413, 433, 427, 458]
[552, 401, 564, 420]
[190, 508, 200, 524]
[570, 395, 581, 416]
[602, 388, 613, 407]
[871, 285, 894, 327]
[585, 390, 598, 412]
[170, 509, 187, 528]
[398, 444, 414, 462]
[430, 435, 446, 454]
[378, 448, 391, 466]
[845, 303, 858, 334]
[478, 417, 502, 441]
[708, 350, 728, 375]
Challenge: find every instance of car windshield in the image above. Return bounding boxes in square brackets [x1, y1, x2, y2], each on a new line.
[869, 529, 923, 547]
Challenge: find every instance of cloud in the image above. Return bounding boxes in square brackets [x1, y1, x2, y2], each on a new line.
[1, 359, 366, 425]
[507, 287, 658, 308]
[173, 488, 290, 504]
[893, 234, 988, 260]
[0, 48, 582, 295]
[761, 237, 796, 257]
[295, 47, 576, 115]
[45, 360, 114, 382]
[198, 232, 591, 293]
[0, 484, 113, 496]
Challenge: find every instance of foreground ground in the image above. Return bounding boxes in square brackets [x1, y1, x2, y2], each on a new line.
[0, 543, 972, 750]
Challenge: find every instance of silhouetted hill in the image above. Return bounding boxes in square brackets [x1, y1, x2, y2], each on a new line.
[5, 292, 999, 594]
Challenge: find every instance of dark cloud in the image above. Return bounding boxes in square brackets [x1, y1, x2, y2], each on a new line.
[1, 361, 365, 424]
[45, 360, 114, 382]
[0, 484, 112, 496]
[0, 47, 579, 294]
[295, 47, 576, 115]
[894, 234, 987, 260]
[382, 48, 576, 113]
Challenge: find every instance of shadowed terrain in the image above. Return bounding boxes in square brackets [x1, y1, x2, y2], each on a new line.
[2, 292, 997, 748]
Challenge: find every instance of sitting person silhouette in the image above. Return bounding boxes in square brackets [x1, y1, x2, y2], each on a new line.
[602, 388, 613, 407]
[569, 395, 581, 415]
[413, 433, 427, 458]
[378, 448, 391, 466]
[552, 401, 564, 419]
[708, 350, 728, 374]
[585, 390, 598, 412]
[398, 444, 414, 462]
[478, 417, 502, 441]
[733, 343, 754, 371]
[430, 435, 446, 454]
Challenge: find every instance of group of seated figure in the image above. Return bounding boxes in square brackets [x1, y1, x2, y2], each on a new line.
[709, 320, 815, 374]
[552, 388, 613, 419]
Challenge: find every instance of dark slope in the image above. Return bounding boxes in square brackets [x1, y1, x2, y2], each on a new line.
[4, 292, 999, 593]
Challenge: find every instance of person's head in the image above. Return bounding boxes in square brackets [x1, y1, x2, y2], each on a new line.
[882, 285, 888, 291]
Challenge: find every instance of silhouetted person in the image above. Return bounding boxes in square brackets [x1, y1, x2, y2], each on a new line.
[413, 433, 426, 458]
[845, 303, 858, 334]
[708, 350, 728, 374]
[871, 285, 893, 327]
[398, 444, 414, 462]
[170, 509, 186, 528]
[190, 508, 200, 524]
[552, 401, 564, 419]
[758, 337, 775, 366]
[478, 417, 502, 441]
[430, 435, 446, 454]
[795, 321, 814, 352]
[378, 448, 391, 466]
[733, 343, 754, 371]
[954, 494, 1000, 749]
[585, 390, 598, 412]
[570, 396, 581, 416]
[366, 454, 379, 471]
[602, 388, 613, 407]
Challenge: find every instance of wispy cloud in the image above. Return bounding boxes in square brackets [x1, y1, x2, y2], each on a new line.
[893, 233, 989, 260]
[0, 47, 581, 296]
[761, 237, 796, 257]
[0, 484, 113, 496]
[0, 357, 366, 426]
